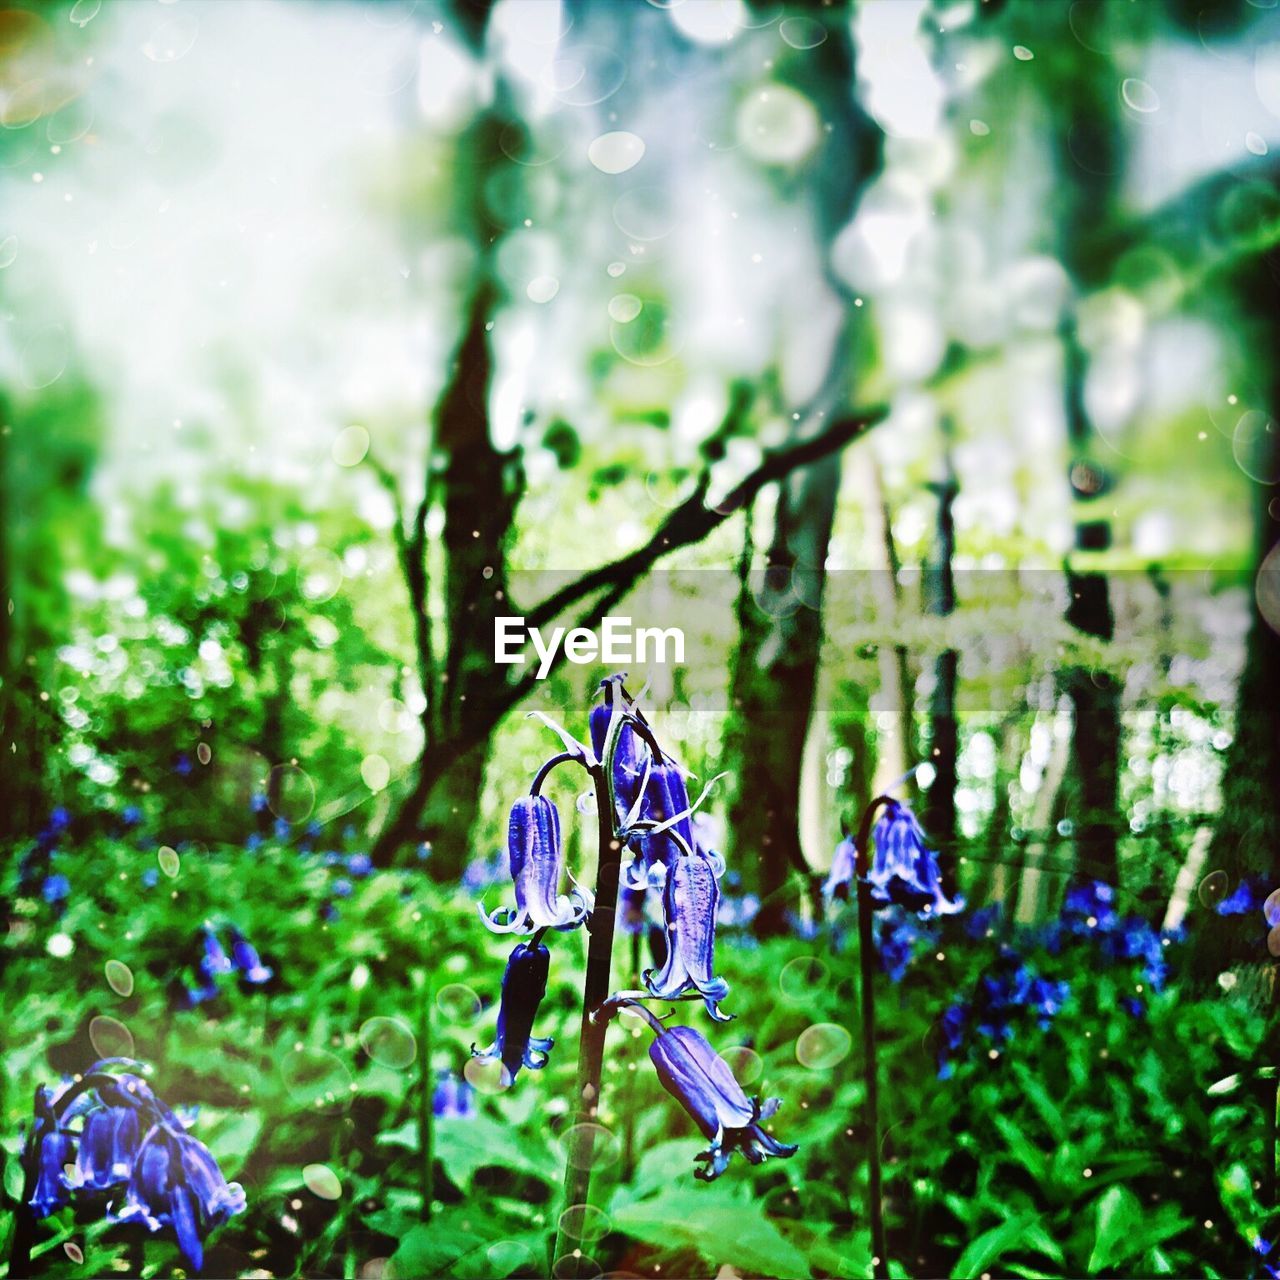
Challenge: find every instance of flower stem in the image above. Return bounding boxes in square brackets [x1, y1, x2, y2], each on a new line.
[414, 968, 434, 1223]
[8, 1090, 41, 1280]
[552, 752, 624, 1271]
[855, 797, 892, 1280]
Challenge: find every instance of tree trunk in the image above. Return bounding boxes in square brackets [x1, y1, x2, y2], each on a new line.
[1194, 279, 1280, 981]
[923, 438, 959, 878]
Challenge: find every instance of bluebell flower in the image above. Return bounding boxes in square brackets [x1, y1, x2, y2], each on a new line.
[182, 979, 221, 1009]
[1121, 994, 1146, 1018]
[461, 849, 504, 891]
[417, 841, 432, 861]
[67, 1099, 140, 1191]
[250, 792, 268, 814]
[627, 763, 697, 891]
[644, 848, 732, 1022]
[113, 1123, 246, 1271]
[480, 795, 589, 934]
[866, 800, 962, 918]
[822, 836, 857, 903]
[432, 1071, 476, 1119]
[965, 903, 1003, 939]
[28, 1088, 75, 1217]
[25, 1063, 245, 1271]
[49, 807, 71, 833]
[229, 927, 273, 985]
[141, 868, 159, 889]
[121, 805, 143, 827]
[42, 874, 70, 905]
[245, 833, 263, 852]
[174, 754, 193, 777]
[273, 817, 290, 840]
[1028, 976, 1070, 1028]
[346, 852, 373, 877]
[717, 892, 760, 931]
[1216, 878, 1265, 916]
[332, 877, 353, 899]
[200, 925, 233, 980]
[472, 940, 554, 1082]
[1255, 1238, 1280, 1279]
[1061, 880, 1118, 934]
[648, 1023, 797, 1181]
[875, 907, 934, 983]
[1104, 917, 1169, 991]
[589, 701, 650, 818]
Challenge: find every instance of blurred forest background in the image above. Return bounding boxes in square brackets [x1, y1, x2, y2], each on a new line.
[3, 0, 1280, 1277]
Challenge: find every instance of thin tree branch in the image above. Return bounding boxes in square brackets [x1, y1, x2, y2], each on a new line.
[522, 403, 889, 638]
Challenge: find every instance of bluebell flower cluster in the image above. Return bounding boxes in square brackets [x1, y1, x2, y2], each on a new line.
[470, 677, 787, 1181]
[23, 1060, 245, 1270]
[181, 922, 273, 1006]
[936, 947, 1071, 1077]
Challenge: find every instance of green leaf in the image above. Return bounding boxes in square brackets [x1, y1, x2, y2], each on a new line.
[433, 1114, 561, 1194]
[198, 1107, 263, 1180]
[611, 1185, 812, 1280]
[1089, 1186, 1140, 1273]
[953, 1215, 1036, 1279]
[386, 1209, 546, 1279]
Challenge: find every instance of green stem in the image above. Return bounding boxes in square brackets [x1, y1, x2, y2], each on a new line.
[855, 798, 891, 1280]
[551, 709, 627, 1272]
[415, 969, 434, 1223]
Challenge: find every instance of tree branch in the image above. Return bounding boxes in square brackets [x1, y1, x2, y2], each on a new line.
[492, 402, 888, 714]
[523, 404, 888, 638]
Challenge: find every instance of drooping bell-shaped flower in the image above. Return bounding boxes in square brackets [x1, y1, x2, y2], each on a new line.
[113, 1124, 246, 1271]
[199, 924, 233, 981]
[68, 1102, 140, 1191]
[472, 940, 554, 1082]
[822, 836, 857, 903]
[589, 701, 649, 817]
[649, 1023, 797, 1181]
[867, 800, 962, 918]
[644, 848, 732, 1021]
[480, 795, 589, 934]
[626, 762, 697, 891]
[229, 927, 273, 985]
[28, 1088, 74, 1217]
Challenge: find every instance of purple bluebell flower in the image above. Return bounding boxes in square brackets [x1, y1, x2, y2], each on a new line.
[25, 1063, 244, 1272]
[627, 763, 696, 891]
[67, 1100, 140, 1191]
[42, 874, 70, 905]
[229, 927, 273, 985]
[822, 836, 857, 903]
[1061, 880, 1118, 933]
[875, 906, 935, 983]
[28, 1088, 74, 1217]
[332, 877, 353, 899]
[648, 1023, 796, 1181]
[589, 701, 649, 818]
[182, 979, 221, 1009]
[174, 754, 193, 777]
[472, 940, 554, 1082]
[121, 805, 143, 827]
[113, 1123, 246, 1270]
[644, 848, 732, 1021]
[49, 807, 71, 833]
[432, 1071, 476, 1119]
[200, 925, 233, 980]
[965, 903, 1003, 939]
[346, 852, 373, 877]
[1216, 878, 1264, 916]
[867, 800, 963, 918]
[479, 795, 589, 934]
